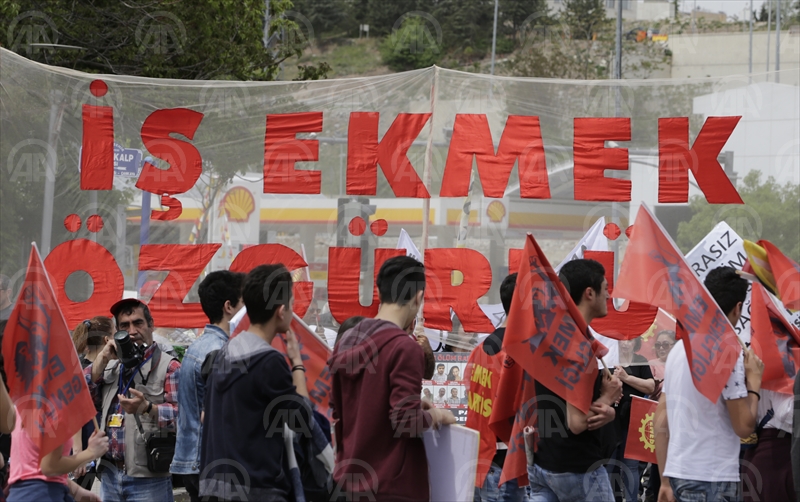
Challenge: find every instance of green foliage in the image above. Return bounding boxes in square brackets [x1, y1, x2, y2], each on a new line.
[563, 0, 609, 40]
[291, 0, 350, 35]
[379, 16, 440, 71]
[677, 172, 800, 262]
[0, 0, 329, 81]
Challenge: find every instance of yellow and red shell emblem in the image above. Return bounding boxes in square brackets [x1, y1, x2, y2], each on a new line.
[221, 186, 255, 222]
[486, 200, 506, 223]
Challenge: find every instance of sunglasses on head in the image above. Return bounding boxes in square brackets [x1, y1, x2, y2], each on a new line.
[655, 342, 673, 349]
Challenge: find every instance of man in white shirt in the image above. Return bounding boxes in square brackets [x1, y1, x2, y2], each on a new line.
[655, 267, 764, 502]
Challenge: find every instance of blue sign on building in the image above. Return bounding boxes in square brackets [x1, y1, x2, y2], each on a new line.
[114, 143, 142, 177]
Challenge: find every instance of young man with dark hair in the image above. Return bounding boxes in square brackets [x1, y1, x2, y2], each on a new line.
[85, 299, 181, 501]
[171, 271, 244, 502]
[656, 266, 764, 502]
[528, 259, 622, 501]
[200, 264, 311, 501]
[466, 273, 527, 502]
[329, 255, 455, 502]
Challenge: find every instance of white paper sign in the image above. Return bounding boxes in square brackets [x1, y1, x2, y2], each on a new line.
[423, 424, 480, 502]
[684, 222, 752, 343]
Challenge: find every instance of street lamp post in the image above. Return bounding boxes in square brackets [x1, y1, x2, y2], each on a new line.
[490, 0, 499, 75]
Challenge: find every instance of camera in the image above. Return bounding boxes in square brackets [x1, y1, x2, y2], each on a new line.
[114, 330, 146, 368]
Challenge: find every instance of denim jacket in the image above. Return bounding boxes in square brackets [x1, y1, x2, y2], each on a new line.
[171, 324, 228, 475]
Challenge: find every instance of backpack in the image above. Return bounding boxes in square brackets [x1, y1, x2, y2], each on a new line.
[286, 408, 334, 502]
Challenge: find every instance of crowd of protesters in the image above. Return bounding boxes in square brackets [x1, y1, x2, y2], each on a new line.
[0, 254, 796, 502]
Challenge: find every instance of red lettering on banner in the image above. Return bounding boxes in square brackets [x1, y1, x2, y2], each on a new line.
[423, 248, 494, 332]
[151, 194, 183, 221]
[80, 105, 115, 190]
[44, 239, 124, 328]
[139, 244, 221, 328]
[584, 250, 658, 340]
[658, 117, 742, 204]
[136, 108, 204, 196]
[346, 112, 431, 198]
[263, 112, 323, 194]
[327, 247, 405, 323]
[229, 244, 314, 318]
[440, 115, 550, 199]
[573, 118, 632, 201]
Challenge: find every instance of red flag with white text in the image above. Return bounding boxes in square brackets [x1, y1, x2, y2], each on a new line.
[2, 245, 96, 459]
[613, 204, 741, 403]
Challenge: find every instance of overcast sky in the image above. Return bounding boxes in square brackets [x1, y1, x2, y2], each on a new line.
[681, 0, 766, 16]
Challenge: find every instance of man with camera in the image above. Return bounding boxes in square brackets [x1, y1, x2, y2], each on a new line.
[84, 299, 181, 501]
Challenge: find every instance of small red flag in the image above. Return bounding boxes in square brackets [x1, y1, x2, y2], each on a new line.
[623, 396, 658, 464]
[750, 282, 800, 395]
[614, 204, 741, 403]
[761, 240, 800, 311]
[2, 245, 97, 459]
[232, 310, 333, 418]
[503, 233, 606, 415]
[488, 356, 535, 487]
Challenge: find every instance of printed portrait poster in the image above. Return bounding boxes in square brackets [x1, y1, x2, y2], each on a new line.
[423, 353, 470, 424]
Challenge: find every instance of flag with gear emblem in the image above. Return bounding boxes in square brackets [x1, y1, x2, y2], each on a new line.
[624, 396, 658, 463]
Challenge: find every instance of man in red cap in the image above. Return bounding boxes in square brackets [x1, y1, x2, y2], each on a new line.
[84, 298, 181, 501]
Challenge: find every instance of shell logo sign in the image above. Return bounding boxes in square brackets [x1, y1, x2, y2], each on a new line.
[486, 200, 506, 223]
[222, 186, 256, 222]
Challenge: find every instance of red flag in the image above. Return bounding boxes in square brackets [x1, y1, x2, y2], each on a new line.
[623, 396, 658, 464]
[232, 310, 333, 418]
[2, 245, 96, 459]
[464, 343, 505, 488]
[504, 233, 606, 415]
[761, 240, 800, 311]
[487, 355, 533, 487]
[750, 282, 800, 395]
[614, 204, 741, 403]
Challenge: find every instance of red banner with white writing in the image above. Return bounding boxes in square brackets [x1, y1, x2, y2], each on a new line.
[2, 245, 97, 459]
[750, 282, 800, 395]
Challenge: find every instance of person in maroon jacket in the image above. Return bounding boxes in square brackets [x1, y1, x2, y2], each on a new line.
[329, 256, 456, 502]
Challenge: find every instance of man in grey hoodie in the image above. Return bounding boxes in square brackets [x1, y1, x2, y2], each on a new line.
[200, 264, 311, 502]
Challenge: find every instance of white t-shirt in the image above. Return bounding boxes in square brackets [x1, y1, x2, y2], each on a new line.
[759, 389, 793, 433]
[663, 339, 747, 482]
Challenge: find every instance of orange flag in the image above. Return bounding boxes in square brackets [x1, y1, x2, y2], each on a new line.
[503, 233, 607, 414]
[3, 245, 97, 459]
[761, 240, 800, 311]
[624, 396, 658, 464]
[750, 282, 800, 395]
[614, 204, 741, 403]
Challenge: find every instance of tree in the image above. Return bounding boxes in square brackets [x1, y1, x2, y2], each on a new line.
[500, 0, 549, 37]
[677, 172, 800, 262]
[379, 16, 441, 70]
[562, 0, 608, 40]
[292, 0, 350, 35]
[0, 0, 329, 81]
